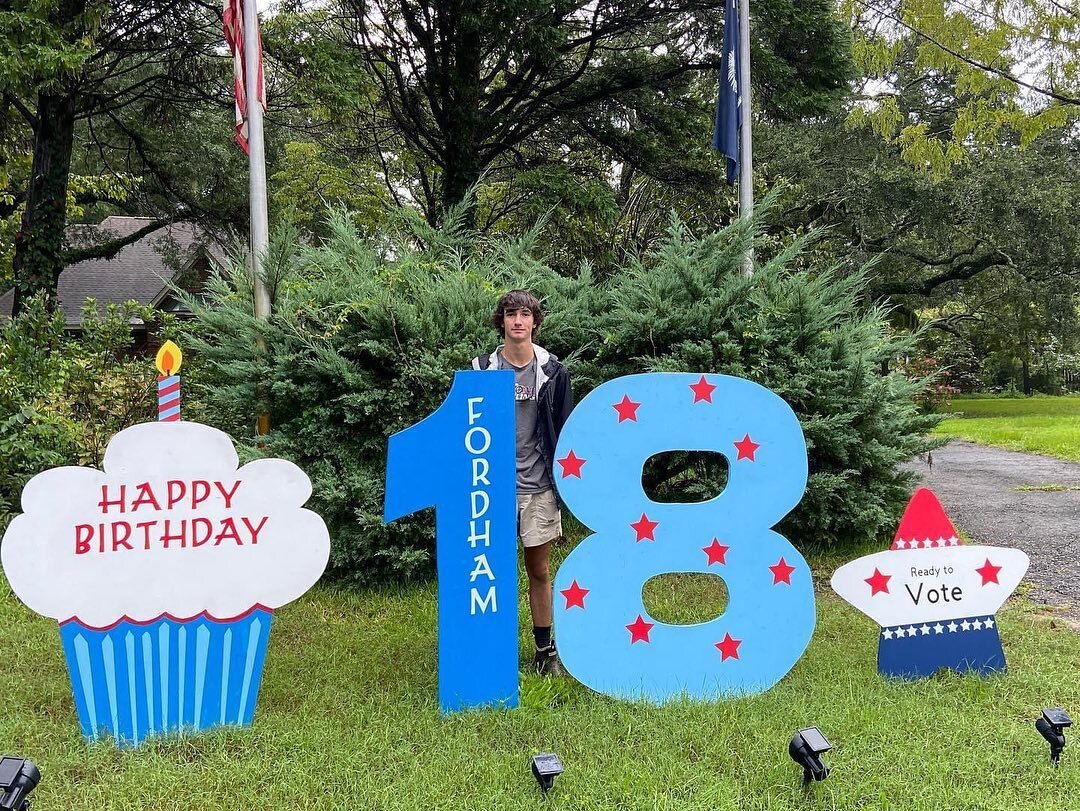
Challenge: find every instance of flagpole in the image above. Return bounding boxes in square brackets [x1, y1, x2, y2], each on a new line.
[241, 0, 272, 435]
[737, 0, 754, 277]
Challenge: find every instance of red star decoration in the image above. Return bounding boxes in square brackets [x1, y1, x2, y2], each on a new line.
[690, 375, 717, 403]
[626, 614, 654, 644]
[560, 580, 589, 610]
[733, 434, 760, 461]
[613, 394, 641, 422]
[769, 557, 796, 585]
[715, 632, 742, 661]
[976, 558, 1002, 585]
[703, 538, 729, 566]
[557, 450, 586, 479]
[630, 513, 659, 542]
[865, 567, 892, 596]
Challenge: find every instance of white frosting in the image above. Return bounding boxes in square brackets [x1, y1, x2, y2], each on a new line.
[1, 421, 330, 627]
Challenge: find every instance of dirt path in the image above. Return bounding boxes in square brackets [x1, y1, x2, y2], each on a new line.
[909, 441, 1080, 624]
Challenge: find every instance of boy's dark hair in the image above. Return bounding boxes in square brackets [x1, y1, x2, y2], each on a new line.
[492, 289, 544, 336]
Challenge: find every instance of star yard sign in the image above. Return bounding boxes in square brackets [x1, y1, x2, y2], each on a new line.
[830, 487, 1029, 679]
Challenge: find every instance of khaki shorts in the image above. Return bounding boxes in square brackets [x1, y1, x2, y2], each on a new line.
[517, 489, 562, 548]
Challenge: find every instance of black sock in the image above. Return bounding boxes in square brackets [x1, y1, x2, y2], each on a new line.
[533, 625, 552, 649]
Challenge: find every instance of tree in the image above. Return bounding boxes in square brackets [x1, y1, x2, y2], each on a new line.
[757, 68, 1080, 391]
[1, 1, 226, 314]
[258, 5, 406, 239]
[842, 0, 1079, 174]
[337, 0, 853, 223]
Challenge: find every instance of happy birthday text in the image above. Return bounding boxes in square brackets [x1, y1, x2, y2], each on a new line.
[74, 480, 269, 555]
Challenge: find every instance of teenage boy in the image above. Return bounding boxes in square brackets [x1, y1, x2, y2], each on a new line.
[471, 290, 573, 675]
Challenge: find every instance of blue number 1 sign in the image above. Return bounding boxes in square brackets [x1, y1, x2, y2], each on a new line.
[384, 371, 518, 712]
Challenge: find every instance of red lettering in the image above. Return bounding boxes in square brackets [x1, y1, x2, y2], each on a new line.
[98, 523, 106, 553]
[131, 482, 162, 512]
[166, 480, 187, 510]
[98, 484, 126, 514]
[191, 518, 214, 548]
[215, 480, 242, 509]
[136, 521, 156, 550]
[75, 524, 93, 555]
[111, 522, 133, 551]
[191, 480, 211, 509]
[241, 516, 268, 544]
[214, 517, 243, 546]
[161, 519, 186, 548]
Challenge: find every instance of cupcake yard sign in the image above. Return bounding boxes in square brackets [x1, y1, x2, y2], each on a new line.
[0, 344, 330, 744]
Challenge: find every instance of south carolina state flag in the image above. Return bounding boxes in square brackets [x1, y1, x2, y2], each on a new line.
[711, 0, 741, 185]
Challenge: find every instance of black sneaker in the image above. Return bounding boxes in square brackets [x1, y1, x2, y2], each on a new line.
[533, 643, 563, 676]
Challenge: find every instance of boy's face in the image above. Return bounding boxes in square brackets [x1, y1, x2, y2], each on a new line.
[503, 306, 535, 341]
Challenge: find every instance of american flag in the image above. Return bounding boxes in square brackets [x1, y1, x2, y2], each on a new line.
[223, 0, 266, 155]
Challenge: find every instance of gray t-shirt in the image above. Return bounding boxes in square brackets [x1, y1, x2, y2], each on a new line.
[498, 351, 551, 493]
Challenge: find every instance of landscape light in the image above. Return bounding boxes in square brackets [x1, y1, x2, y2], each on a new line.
[788, 727, 831, 785]
[0, 756, 40, 811]
[1035, 707, 1072, 766]
[531, 752, 564, 794]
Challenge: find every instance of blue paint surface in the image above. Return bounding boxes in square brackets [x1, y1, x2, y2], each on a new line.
[877, 615, 1006, 678]
[59, 609, 272, 744]
[384, 370, 518, 712]
[553, 373, 814, 702]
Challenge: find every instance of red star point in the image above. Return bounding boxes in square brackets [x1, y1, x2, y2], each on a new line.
[557, 450, 586, 478]
[613, 394, 641, 422]
[630, 513, 659, 542]
[626, 614, 654, 644]
[560, 580, 589, 610]
[976, 558, 1002, 585]
[703, 538, 729, 566]
[865, 567, 891, 596]
[734, 434, 760, 461]
[715, 632, 741, 661]
[690, 375, 717, 403]
[769, 557, 796, 585]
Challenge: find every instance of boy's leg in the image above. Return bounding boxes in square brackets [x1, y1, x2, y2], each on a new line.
[523, 542, 553, 629]
[520, 490, 563, 674]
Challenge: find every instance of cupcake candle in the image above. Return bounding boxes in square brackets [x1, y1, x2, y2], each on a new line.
[155, 340, 182, 421]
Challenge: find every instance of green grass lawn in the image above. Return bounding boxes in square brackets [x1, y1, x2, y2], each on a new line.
[3, 547, 1080, 810]
[934, 396, 1080, 460]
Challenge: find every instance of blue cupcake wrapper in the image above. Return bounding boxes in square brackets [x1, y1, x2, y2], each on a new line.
[59, 609, 273, 745]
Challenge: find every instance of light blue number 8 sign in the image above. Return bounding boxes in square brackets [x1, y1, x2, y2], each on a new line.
[552, 373, 813, 702]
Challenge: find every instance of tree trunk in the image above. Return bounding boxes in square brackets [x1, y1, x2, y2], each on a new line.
[10, 0, 85, 318]
[438, 1, 483, 227]
[11, 89, 77, 316]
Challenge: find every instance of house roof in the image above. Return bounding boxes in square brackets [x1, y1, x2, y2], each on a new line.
[0, 216, 226, 327]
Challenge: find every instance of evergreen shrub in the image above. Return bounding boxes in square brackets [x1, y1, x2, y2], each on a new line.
[0, 298, 165, 530]
[182, 209, 940, 586]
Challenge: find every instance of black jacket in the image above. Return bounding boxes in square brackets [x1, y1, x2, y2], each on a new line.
[471, 344, 573, 476]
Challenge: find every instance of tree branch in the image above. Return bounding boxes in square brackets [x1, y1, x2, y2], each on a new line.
[62, 216, 180, 265]
[856, 0, 1080, 106]
[4, 92, 38, 130]
[875, 250, 1013, 297]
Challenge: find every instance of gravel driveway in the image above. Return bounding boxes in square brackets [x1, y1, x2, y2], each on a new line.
[908, 441, 1080, 624]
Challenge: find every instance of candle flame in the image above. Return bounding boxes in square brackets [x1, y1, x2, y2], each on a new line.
[155, 340, 183, 375]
